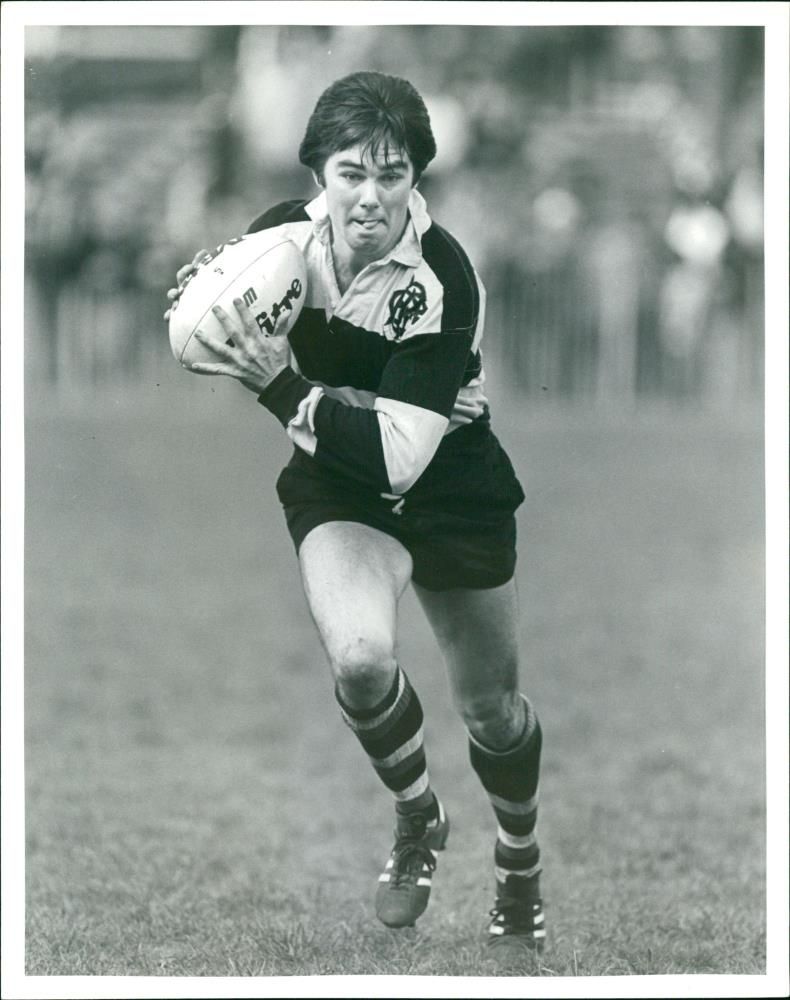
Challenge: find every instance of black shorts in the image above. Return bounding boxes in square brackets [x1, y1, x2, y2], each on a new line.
[275, 418, 525, 592]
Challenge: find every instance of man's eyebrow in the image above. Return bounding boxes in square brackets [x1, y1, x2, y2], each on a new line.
[336, 158, 409, 172]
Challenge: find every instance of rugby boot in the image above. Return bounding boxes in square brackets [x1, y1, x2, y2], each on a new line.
[486, 873, 546, 960]
[375, 799, 449, 927]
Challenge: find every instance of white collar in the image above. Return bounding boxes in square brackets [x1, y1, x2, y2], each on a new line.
[305, 188, 432, 267]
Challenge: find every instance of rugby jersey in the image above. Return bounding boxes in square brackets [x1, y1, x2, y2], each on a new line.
[250, 189, 490, 498]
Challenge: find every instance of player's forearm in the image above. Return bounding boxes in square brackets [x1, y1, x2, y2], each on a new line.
[239, 364, 289, 396]
[257, 367, 390, 491]
[257, 367, 446, 494]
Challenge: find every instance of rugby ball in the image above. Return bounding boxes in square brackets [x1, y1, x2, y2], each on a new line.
[169, 232, 307, 367]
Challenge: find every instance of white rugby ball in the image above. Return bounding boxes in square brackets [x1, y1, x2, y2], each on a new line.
[169, 232, 307, 367]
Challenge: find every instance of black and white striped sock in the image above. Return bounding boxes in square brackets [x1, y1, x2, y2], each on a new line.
[468, 696, 542, 895]
[336, 666, 436, 816]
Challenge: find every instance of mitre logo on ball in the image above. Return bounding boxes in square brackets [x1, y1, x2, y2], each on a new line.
[169, 232, 307, 367]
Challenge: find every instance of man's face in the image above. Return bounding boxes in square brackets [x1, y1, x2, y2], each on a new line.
[320, 143, 415, 265]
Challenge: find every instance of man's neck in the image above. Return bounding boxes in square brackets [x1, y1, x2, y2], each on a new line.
[330, 217, 411, 294]
[331, 245, 368, 296]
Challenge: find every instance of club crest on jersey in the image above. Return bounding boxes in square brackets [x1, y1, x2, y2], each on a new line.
[385, 278, 427, 339]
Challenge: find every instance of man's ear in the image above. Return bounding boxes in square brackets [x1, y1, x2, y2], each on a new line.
[312, 170, 325, 188]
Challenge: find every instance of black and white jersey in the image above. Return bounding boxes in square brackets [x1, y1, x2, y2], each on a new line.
[250, 189, 490, 498]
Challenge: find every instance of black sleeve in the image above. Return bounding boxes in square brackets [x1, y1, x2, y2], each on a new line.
[246, 200, 310, 235]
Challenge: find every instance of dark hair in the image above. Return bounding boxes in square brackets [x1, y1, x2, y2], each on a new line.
[298, 71, 436, 184]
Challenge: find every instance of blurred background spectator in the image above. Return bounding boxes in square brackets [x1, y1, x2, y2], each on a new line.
[24, 24, 764, 408]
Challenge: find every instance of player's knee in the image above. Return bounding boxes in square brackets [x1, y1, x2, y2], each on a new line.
[459, 692, 524, 751]
[329, 633, 397, 702]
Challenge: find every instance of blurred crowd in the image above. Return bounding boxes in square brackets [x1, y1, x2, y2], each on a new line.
[25, 24, 764, 406]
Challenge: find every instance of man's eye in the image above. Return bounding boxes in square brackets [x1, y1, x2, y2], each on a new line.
[342, 172, 362, 181]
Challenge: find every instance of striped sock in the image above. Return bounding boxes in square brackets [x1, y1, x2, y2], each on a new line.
[468, 696, 542, 893]
[336, 666, 434, 814]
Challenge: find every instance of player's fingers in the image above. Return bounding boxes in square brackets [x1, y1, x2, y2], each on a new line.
[175, 249, 210, 287]
[165, 288, 181, 319]
[269, 306, 293, 337]
[194, 329, 237, 359]
[187, 361, 237, 377]
[164, 284, 185, 321]
[164, 286, 184, 321]
[231, 297, 263, 340]
[209, 304, 248, 348]
[267, 285, 301, 337]
[175, 264, 194, 286]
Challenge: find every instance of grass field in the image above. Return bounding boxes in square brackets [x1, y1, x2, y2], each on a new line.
[23, 379, 766, 979]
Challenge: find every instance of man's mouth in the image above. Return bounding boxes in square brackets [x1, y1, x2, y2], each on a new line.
[353, 218, 382, 229]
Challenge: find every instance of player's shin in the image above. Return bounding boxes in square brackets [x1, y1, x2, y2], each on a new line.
[335, 665, 436, 817]
[336, 665, 449, 927]
[468, 696, 545, 950]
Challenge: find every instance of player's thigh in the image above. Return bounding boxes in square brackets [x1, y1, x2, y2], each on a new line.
[413, 577, 522, 706]
[298, 520, 413, 675]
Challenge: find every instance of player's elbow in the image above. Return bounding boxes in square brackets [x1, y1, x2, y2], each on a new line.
[387, 443, 434, 494]
[375, 401, 448, 494]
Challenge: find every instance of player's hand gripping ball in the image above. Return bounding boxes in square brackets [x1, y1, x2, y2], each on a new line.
[167, 233, 307, 370]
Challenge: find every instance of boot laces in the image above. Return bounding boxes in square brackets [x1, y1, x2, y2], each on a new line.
[389, 815, 437, 887]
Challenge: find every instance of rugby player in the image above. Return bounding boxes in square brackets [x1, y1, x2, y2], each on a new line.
[166, 71, 545, 957]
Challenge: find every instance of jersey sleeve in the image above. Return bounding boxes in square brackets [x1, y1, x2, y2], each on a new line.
[245, 201, 310, 234]
[257, 223, 483, 496]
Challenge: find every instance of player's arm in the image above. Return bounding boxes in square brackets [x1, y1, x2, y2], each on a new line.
[261, 236, 481, 496]
[257, 325, 473, 494]
[182, 211, 480, 497]
[186, 283, 475, 494]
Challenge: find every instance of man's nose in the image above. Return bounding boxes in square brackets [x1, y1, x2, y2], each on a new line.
[358, 178, 381, 207]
